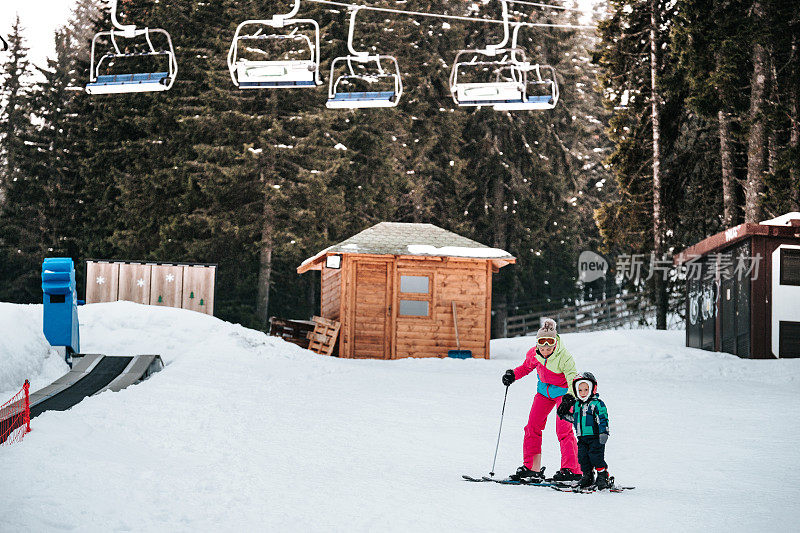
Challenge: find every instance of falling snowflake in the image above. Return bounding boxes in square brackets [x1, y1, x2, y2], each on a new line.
[136, 278, 145, 287]
[96, 276, 106, 285]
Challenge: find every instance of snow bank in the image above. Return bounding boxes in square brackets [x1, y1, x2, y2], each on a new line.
[0, 303, 68, 397]
[0, 302, 797, 531]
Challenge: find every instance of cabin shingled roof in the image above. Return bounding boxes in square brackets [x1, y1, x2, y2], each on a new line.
[306, 222, 514, 262]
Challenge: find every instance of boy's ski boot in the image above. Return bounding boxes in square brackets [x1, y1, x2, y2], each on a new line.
[578, 469, 595, 488]
[552, 468, 582, 485]
[595, 470, 613, 490]
[509, 465, 546, 483]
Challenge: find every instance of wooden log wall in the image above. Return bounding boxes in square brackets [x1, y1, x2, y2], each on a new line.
[332, 255, 493, 359]
[321, 265, 342, 321]
[393, 258, 490, 359]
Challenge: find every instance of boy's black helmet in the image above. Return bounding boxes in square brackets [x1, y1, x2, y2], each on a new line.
[572, 371, 597, 398]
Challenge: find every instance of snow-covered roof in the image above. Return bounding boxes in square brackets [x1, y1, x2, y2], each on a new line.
[675, 213, 800, 265]
[299, 222, 514, 269]
[760, 212, 800, 226]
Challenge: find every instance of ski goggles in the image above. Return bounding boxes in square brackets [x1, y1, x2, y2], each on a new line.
[536, 337, 556, 347]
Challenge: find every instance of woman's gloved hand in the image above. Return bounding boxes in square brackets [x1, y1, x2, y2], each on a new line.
[502, 370, 515, 386]
[556, 394, 576, 419]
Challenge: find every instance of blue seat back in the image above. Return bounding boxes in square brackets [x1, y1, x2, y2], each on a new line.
[332, 91, 395, 102]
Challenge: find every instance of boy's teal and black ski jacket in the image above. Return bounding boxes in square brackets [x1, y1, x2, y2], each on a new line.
[571, 393, 609, 437]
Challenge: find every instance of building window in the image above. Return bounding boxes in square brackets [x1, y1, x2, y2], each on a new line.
[780, 249, 800, 286]
[397, 271, 433, 317]
[399, 300, 429, 317]
[400, 275, 429, 294]
[779, 321, 800, 357]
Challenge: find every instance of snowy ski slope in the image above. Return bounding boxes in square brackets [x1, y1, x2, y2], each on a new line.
[1, 301, 797, 531]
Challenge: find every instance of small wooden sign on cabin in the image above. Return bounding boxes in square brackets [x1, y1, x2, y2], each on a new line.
[297, 222, 516, 359]
[85, 260, 216, 315]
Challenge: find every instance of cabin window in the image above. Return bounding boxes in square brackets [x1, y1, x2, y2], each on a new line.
[399, 299, 429, 317]
[780, 249, 800, 286]
[400, 275, 429, 294]
[397, 271, 433, 318]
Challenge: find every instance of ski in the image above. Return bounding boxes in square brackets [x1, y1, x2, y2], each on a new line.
[461, 474, 532, 484]
[551, 485, 635, 493]
[462, 475, 491, 482]
[462, 474, 579, 489]
[482, 476, 559, 487]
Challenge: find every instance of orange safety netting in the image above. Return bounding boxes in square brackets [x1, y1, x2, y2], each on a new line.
[0, 380, 30, 445]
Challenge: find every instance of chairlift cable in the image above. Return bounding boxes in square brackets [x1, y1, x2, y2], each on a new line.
[304, 0, 595, 30]
[506, 0, 587, 14]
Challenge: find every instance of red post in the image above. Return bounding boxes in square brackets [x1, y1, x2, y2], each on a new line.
[23, 379, 30, 433]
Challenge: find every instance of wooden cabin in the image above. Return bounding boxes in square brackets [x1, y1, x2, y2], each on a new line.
[297, 222, 516, 359]
[674, 212, 800, 358]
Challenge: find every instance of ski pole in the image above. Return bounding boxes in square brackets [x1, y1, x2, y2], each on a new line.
[489, 385, 509, 477]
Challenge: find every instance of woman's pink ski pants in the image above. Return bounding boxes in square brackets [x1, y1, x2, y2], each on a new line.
[523, 393, 581, 473]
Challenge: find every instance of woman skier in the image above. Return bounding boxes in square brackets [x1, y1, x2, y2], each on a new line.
[501, 318, 581, 483]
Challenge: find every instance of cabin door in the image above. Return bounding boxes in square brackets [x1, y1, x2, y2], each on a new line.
[352, 261, 392, 359]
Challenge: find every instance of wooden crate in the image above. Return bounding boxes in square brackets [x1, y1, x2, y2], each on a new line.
[306, 316, 341, 356]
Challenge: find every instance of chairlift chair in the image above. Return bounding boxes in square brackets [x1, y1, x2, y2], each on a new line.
[449, 53, 527, 107]
[228, 0, 321, 88]
[1, 35, 8, 52]
[492, 24, 559, 111]
[86, 0, 177, 95]
[449, 0, 527, 107]
[326, 7, 403, 109]
[492, 63, 559, 111]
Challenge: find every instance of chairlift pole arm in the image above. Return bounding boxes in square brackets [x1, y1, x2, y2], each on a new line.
[0, 35, 7, 52]
[485, 0, 510, 56]
[347, 7, 369, 58]
[109, 0, 138, 36]
[273, 0, 302, 27]
[511, 23, 524, 64]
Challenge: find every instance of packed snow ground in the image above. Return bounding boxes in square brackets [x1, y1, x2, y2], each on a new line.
[1, 301, 798, 532]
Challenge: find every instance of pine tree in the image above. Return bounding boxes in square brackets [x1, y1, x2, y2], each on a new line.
[0, 17, 40, 302]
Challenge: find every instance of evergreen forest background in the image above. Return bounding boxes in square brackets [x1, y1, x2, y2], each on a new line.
[0, 0, 797, 334]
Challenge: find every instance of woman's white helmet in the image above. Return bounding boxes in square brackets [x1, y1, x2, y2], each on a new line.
[572, 371, 597, 401]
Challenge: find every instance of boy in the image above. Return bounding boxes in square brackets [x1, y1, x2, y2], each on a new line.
[559, 372, 612, 489]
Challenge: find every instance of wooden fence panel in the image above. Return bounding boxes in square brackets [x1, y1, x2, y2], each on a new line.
[85, 261, 120, 303]
[181, 265, 215, 315]
[118, 263, 152, 304]
[150, 265, 184, 307]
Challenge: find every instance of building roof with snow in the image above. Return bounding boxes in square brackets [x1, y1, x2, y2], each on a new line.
[299, 222, 515, 272]
[674, 212, 800, 265]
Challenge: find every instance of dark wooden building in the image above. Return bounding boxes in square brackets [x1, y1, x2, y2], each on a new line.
[674, 213, 800, 358]
[297, 222, 515, 359]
